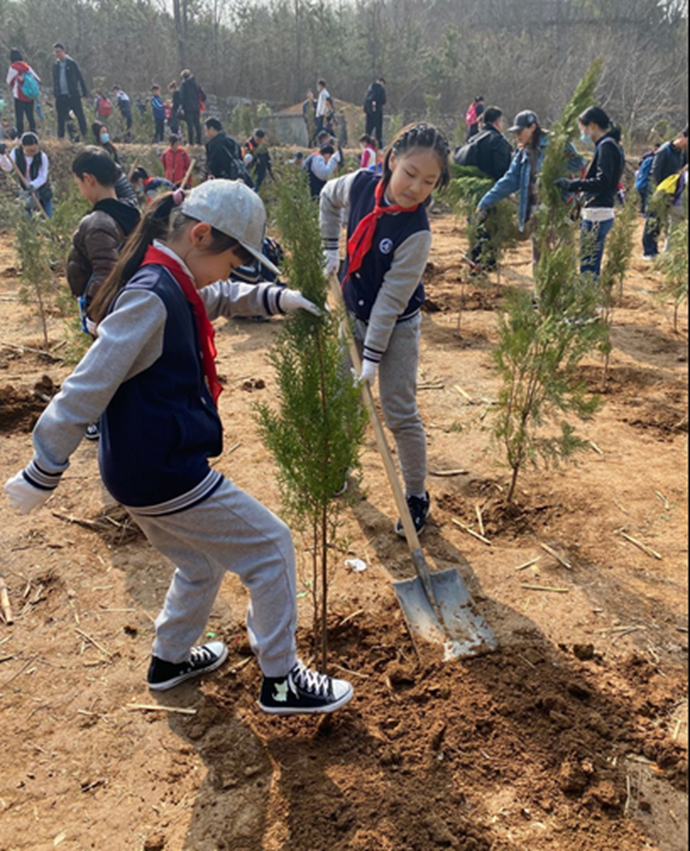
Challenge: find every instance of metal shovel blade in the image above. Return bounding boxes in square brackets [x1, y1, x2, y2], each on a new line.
[394, 568, 498, 660]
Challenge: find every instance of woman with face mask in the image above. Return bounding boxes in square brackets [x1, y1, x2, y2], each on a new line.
[555, 106, 626, 279]
[90, 120, 138, 207]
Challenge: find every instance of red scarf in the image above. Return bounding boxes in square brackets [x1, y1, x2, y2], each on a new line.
[346, 179, 420, 278]
[141, 245, 222, 406]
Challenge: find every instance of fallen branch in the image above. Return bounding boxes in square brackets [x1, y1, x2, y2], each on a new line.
[452, 518, 491, 546]
[454, 384, 473, 402]
[429, 469, 469, 477]
[514, 557, 541, 572]
[74, 628, 112, 658]
[126, 703, 197, 716]
[521, 584, 570, 594]
[475, 504, 486, 538]
[589, 440, 604, 456]
[540, 542, 573, 570]
[0, 340, 63, 360]
[618, 532, 662, 561]
[0, 577, 13, 625]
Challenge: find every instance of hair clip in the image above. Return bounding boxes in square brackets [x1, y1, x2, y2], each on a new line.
[172, 188, 185, 206]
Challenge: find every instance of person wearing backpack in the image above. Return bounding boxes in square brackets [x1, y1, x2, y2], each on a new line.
[151, 85, 166, 143]
[244, 129, 275, 192]
[364, 77, 387, 148]
[7, 49, 40, 136]
[179, 69, 203, 145]
[168, 82, 183, 138]
[94, 91, 113, 122]
[112, 85, 133, 137]
[465, 96, 485, 141]
[635, 144, 660, 214]
[161, 135, 192, 188]
[303, 144, 342, 200]
[554, 106, 626, 279]
[204, 118, 250, 185]
[52, 43, 88, 140]
[642, 126, 688, 259]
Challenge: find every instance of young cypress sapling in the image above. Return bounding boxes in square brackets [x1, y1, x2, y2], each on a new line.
[256, 169, 366, 674]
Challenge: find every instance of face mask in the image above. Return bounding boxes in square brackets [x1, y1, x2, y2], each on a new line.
[101, 134, 110, 143]
[580, 130, 592, 145]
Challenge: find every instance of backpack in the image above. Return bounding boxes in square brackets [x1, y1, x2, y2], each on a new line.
[465, 102, 478, 127]
[453, 129, 491, 168]
[635, 152, 655, 192]
[96, 96, 113, 119]
[21, 70, 40, 100]
[198, 86, 207, 114]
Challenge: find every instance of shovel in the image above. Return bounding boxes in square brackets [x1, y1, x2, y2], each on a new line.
[329, 276, 497, 660]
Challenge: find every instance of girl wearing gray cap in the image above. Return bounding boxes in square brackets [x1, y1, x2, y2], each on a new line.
[5, 180, 355, 716]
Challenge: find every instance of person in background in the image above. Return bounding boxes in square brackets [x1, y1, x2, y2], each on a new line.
[94, 91, 113, 122]
[0, 131, 53, 217]
[359, 134, 378, 171]
[465, 95, 485, 141]
[204, 118, 247, 183]
[7, 48, 40, 135]
[130, 167, 175, 204]
[161, 135, 192, 187]
[180, 69, 204, 145]
[168, 82, 182, 138]
[634, 144, 660, 214]
[112, 85, 133, 138]
[90, 121, 138, 207]
[287, 151, 304, 167]
[315, 79, 330, 136]
[364, 77, 387, 148]
[52, 42, 88, 140]
[642, 125, 688, 259]
[245, 129, 274, 193]
[303, 143, 342, 200]
[151, 85, 166, 143]
[554, 106, 626, 279]
[302, 89, 317, 147]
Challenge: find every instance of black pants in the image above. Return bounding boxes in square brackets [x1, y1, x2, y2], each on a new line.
[365, 111, 384, 148]
[14, 98, 36, 135]
[56, 95, 87, 139]
[120, 107, 133, 131]
[154, 117, 165, 142]
[185, 111, 202, 145]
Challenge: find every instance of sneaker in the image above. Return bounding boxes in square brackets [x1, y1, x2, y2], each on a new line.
[147, 641, 229, 691]
[642, 255, 657, 262]
[85, 422, 100, 441]
[395, 491, 431, 537]
[258, 660, 354, 716]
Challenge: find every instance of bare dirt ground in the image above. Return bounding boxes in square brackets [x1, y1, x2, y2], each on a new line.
[0, 215, 687, 851]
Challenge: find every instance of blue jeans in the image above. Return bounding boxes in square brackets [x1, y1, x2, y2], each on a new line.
[580, 218, 614, 279]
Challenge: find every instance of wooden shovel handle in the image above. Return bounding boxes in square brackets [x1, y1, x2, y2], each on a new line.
[328, 275, 422, 553]
[8, 154, 50, 221]
[180, 157, 196, 189]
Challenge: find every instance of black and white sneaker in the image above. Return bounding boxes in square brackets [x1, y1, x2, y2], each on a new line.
[395, 491, 431, 537]
[147, 641, 229, 691]
[85, 422, 100, 441]
[259, 660, 354, 716]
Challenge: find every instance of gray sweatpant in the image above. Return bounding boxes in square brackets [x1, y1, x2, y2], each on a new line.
[353, 312, 427, 496]
[130, 477, 298, 678]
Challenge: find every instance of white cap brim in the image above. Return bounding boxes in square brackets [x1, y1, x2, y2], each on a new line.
[241, 242, 281, 278]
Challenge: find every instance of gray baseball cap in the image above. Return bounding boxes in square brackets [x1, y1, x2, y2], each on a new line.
[181, 180, 281, 276]
[509, 110, 539, 132]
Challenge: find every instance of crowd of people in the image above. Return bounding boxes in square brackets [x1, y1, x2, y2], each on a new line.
[1, 40, 688, 718]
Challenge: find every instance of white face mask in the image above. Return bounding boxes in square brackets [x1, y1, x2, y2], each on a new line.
[580, 130, 592, 145]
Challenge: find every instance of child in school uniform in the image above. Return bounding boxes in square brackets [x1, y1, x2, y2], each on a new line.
[5, 179, 355, 715]
[359, 134, 378, 171]
[321, 123, 451, 534]
[151, 85, 166, 143]
[161, 134, 192, 187]
[0, 131, 53, 217]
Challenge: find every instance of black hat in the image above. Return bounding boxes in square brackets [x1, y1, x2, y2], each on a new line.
[509, 110, 539, 132]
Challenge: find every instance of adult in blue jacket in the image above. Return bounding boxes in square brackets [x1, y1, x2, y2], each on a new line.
[478, 110, 584, 236]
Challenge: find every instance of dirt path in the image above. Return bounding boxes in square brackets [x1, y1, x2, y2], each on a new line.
[0, 217, 687, 851]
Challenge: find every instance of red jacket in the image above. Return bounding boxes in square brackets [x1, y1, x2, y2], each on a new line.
[160, 146, 192, 186]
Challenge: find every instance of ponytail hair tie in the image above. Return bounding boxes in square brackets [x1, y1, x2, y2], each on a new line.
[172, 188, 185, 206]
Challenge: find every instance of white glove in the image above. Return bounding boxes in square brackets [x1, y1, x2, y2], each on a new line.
[5, 470, 52, 515]
[357, 360, 379, 388]
[279, 289, 321, 316]
[323, 250, 341, 277]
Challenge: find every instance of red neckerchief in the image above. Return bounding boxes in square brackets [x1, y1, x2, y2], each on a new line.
[141, 245, 222, 406]
[346, 179, 420, 278]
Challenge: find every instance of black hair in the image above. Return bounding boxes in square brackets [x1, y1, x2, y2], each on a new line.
[682, 125, 689, 138]
[90, 193, 251, 325]
[255, 129, 266, 139]
[320, 144, 335, 155]
[53, 43, 65, 50]
[476, 95, 485, 102]
[579, 106, 621, 141]
[382, 122, 451, 193]
[316, 130, 330, 141]
[20, 132, 39, 147]
[169, 134, 180, 144]
[72, 147, 118, 186]
[151, 84, 161, 91]
[377, 76, 386, 84]
[131, 167, 149, 183]
[483, 106, 503, 126]
[318, 79, 327, 87]
[205, 117, 222, 131]
[359, 133, 377, 147]
[10, 48, 23, 63]
[293, 151, 304, 158]
[92, 120, 104, 145]
[168, 81, 177, 90]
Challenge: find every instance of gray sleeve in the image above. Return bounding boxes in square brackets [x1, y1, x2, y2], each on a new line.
[200, 280, 284, 319]
[362, 230, 433, 362]
[320, 170, 360, 251]
[29, 290, 167, 478]
[310, 153, 342, 182]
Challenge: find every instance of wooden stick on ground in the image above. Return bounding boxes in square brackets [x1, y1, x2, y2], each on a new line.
[476, 504, 486, 538]
[126, 703, 197, 715]
[540, 542, 573, 570]
[454, 384, 473, 403]
[618, 532, 662, 561]
[521, 584, 571, 594]
[74, 628, 112, 658]
[514, 556, 541, 572]
[452, 518, 491, 546]
[0, 578, 13, 625]
[429, 469, 469, 478]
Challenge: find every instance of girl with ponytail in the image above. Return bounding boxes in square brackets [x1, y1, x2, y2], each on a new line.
[321, 122, 451, 536]
[5, 180, 356, 715]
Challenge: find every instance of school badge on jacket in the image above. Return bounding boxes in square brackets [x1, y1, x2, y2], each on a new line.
[379, 238, 393, 254]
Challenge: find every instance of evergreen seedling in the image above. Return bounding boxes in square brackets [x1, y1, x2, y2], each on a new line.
[256, 169, 366, 673]
[658, 191, 688, 332]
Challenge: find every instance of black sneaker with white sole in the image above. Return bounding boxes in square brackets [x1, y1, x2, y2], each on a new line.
[395, 491, 431, 537]
[259, 660, 354, 716]
[85, 422, 100, 441]
[147, 641, 229, 691]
